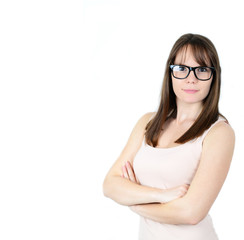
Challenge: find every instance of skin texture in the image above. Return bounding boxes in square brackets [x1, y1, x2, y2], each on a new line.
[122, 161, 189, 203]
[126, 120, 235, 225]
[103, 112, 190, 206]
[103, 47, 235, 225]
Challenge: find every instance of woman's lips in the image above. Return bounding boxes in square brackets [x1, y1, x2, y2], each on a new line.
[183, 89, 199, 94]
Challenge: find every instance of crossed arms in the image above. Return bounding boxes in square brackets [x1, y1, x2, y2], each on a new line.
[103, 113, 235, 225]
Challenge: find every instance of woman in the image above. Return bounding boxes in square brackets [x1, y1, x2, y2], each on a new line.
[103, 33, 235, 240]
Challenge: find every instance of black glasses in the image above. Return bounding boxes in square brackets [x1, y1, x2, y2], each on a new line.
[170, 65, 215, 81]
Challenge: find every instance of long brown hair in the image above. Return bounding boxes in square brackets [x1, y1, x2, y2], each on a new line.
[145, 33, 226, 147]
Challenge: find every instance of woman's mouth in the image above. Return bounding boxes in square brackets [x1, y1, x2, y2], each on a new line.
[183, 89, 199, 94]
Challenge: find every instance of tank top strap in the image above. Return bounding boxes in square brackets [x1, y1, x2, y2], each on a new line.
[199, 116, 228, 141]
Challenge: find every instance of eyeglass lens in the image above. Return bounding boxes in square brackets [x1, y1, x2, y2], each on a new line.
[172, 66, 212, 80]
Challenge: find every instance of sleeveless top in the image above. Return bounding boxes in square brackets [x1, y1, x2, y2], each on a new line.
[133, 116, 227, 240]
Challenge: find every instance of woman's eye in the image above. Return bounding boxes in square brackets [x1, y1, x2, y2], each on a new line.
[198, 67, 208, 72]
[177, 66, 187, 71]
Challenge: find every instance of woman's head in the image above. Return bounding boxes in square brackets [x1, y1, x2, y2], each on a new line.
[145, 33, 224, 147]
[171, 45, 214, 106]
[164, 33, 221, 109]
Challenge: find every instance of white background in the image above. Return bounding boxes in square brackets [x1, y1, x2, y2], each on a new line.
[0, 0, 243, 239]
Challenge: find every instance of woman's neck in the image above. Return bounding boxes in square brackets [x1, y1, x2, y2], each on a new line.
[175, 100, 203, 125]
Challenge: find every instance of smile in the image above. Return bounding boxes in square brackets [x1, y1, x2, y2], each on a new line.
[183, 89, 199, 94]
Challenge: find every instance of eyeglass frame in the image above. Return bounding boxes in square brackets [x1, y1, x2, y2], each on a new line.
[169, 64, 215, 81]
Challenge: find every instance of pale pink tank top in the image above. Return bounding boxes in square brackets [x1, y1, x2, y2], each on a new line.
[133, 116, 226, 240]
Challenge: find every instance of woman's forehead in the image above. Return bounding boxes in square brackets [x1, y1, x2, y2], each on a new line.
[175, 45, 211, 66]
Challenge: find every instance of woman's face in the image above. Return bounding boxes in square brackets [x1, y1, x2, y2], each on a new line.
[172, 46, 213, 105]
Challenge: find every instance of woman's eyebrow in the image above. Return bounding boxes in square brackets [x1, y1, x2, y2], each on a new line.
[174, 63, 201, 67]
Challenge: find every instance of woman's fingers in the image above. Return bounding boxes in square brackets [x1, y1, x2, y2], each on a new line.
[122, 161, 137, 183]
[125, 161, 137, 182]
[135, 175, 141, 185]
[178, 184, 190, 197]
[122, 165, 129, 179]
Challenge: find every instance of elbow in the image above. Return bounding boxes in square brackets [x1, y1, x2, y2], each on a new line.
[102, 176, 128, 206]
[103, 175, 117, 199]
[102, 177, 110, 198]
[187, 216, 202, 225]
[185, 208, 207, 225]
[179, 201, 206, 225]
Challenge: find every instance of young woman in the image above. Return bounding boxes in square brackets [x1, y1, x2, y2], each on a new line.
[103, 33, 235, 240]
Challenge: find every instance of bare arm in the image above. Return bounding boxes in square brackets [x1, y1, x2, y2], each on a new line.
[130, 122, 235, 225]
[103, 112, 162, 206]
[103, 112, 188, 206]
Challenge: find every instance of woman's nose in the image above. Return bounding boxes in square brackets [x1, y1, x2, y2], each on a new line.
[186, 70, 198, 83]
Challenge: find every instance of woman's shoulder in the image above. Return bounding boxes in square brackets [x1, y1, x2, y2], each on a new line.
[212, 115, 234, 133]
[204, 116, 235, 144]
[132, 112, 156, 134]
[138, 112, 156, 126]
[122, 112, 156, 154]
[210, 120, 235, 137]
[201, 120, 235, 162]
[141, 112, 156, 120]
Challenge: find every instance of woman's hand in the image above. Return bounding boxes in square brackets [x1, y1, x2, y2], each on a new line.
[122, 161, 189, 203]
[158, 184, 190, 203]
[122, 161, 140, 184]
